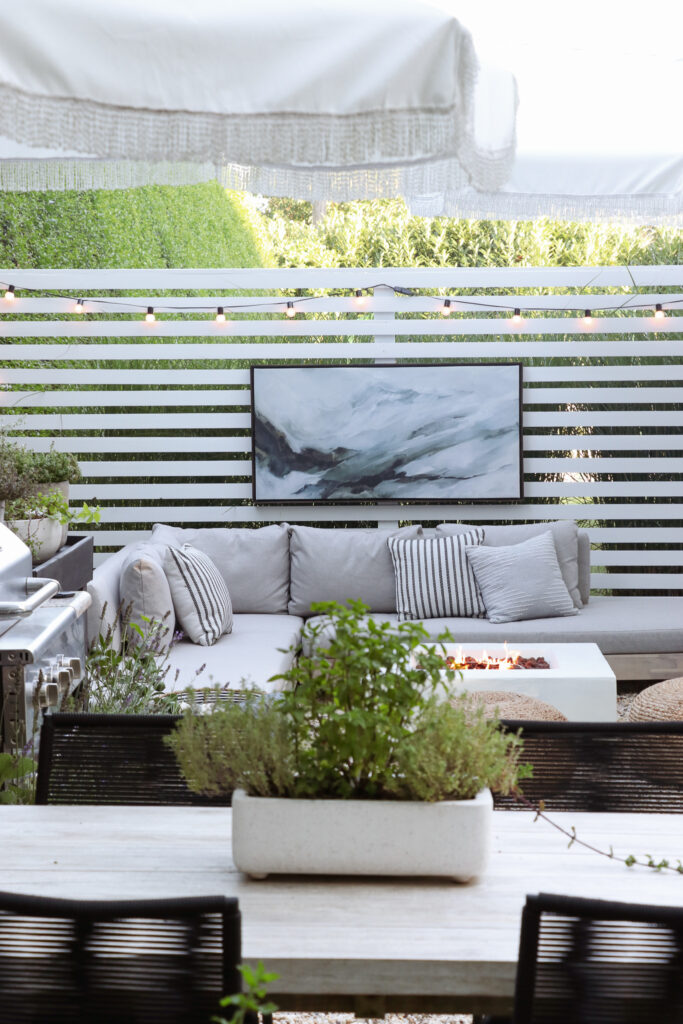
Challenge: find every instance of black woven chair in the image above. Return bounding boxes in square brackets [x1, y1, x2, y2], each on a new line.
[0, 891, 240, 1024]
[495, 721, 683, 813]
[36, 713, 231, 806]
[513, 892, 683, 1023]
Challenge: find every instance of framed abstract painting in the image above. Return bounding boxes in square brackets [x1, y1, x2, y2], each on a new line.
[251, 363, 523, 504]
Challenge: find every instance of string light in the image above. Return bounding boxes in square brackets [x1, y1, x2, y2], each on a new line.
[0, 279, 680, 321]
[215, 306, 226, 323]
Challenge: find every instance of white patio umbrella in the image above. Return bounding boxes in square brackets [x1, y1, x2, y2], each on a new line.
[412, 0, 683, 224]
[0, 0, 517, 200]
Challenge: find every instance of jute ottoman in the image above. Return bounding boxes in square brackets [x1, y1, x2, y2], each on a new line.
[468, 690, 567, 722]
[626, 677, 683, 722]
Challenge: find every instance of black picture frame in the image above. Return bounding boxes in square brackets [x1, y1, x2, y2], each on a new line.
[250, 363, 523, 505]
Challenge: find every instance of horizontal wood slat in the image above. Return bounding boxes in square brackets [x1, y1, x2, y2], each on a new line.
[0, 318, 681, 338]
[2, 386, 678, 408]
[2, 265, 682, 286]
[2, 266, 681, 597]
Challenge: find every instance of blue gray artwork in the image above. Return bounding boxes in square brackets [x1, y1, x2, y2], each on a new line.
[252, 365, 520, 501]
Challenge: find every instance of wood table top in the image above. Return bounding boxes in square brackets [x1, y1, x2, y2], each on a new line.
[2, 805, 683, 1015]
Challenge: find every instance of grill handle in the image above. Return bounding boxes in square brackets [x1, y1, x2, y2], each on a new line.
[0, 577, 60, 618]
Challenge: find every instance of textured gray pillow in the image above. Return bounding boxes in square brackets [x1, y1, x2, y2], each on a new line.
[119, 542, 175, 651]
[164, 544, 233, 647]
[465, 531, 578, 624]
[437, 520, 582, 608]
[288, 525, 421, 616]
[151, 523, 289, 613]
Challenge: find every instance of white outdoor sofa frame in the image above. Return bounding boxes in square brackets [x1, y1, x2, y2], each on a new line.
[0, 265, 681, 681]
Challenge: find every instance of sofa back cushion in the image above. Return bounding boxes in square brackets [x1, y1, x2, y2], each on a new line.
[288, 525, 421, 616]
[436, 520, 584, 608]
[151, 523, 289, 614]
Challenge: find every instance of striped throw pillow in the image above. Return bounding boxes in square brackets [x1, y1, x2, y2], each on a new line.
[388, 530, 486, 621]
[164, 544, 233, 646]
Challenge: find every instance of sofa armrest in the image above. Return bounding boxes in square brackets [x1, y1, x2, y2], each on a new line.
[86, 545, 134, 651]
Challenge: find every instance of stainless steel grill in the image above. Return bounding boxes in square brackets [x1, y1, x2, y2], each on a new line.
[0, 523, 90, 755]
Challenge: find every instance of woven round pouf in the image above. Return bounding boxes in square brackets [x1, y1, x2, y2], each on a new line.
[465, 690, 567, 722]
[626, 677, 683, 722]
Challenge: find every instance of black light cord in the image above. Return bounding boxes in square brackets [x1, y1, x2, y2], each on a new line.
[0, 279, 679, 318]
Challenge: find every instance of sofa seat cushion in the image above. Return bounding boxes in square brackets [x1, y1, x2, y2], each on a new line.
[164, 613, 304, 693]
[304, 597, 683, 657]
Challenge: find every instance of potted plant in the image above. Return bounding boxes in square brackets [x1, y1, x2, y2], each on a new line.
[167, 600, 527, 882]
[4, 491, 100, 563]
[0, 436, 82, 515]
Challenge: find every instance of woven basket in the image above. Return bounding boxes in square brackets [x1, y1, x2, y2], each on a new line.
[626, 678, 683, 723]
[464, 690, 567, 722]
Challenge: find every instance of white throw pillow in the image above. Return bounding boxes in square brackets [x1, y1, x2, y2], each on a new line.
[388, 530, 486, 621]
[163, 544, 233, 646]
[465, 531, 578, 624]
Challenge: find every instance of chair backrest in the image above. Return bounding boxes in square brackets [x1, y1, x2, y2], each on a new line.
[36, 713, 231, 806]
[496, 721, 683, 813]
[0, 891, 240, 1024]
[514, 892, 683, 1024]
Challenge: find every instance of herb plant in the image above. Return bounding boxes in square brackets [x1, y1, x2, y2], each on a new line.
[168, 600, 526, 802]
[67, 610, 190, 715]
[213, 961, 279, 1024]
[0, 752, 37, 804]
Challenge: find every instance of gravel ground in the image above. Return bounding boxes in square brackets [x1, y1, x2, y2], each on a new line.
[277, 1014, 473, 1024]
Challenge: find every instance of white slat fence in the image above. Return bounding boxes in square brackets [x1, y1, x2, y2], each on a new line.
[0, 266, 681, 596]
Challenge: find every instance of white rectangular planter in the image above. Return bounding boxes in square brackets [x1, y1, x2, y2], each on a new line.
[231, 787, 492, 882]
[432, 642, 617, 721]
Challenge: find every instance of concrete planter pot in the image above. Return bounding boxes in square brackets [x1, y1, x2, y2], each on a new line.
[11, 518, 63, 563]
[231, 787, 492, 882]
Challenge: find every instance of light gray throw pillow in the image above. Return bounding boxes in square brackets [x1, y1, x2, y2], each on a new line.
[119, 542, 175, 651]
[465, 531, 578, 624]
[288, 524, 421, 616]
[164, 544, 233, 647]
[388, 530, 486, 621]
[152, 523, 289, 613]
[437, 520, 582, 608]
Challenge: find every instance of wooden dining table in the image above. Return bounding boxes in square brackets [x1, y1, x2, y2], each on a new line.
[2, 805, 683, 1017]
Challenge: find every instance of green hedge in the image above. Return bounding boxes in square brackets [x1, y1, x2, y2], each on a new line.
[0, 182, 267, 268]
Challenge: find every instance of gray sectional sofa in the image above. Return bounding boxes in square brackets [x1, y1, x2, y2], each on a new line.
[87, 521, 683, 692]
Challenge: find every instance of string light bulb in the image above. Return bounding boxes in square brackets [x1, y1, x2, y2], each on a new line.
[440, 298, 452, 317]
[74, 298, 85, 314]
[654, 303, 666, 319]
[353, 288, 366, 308]
[215, 306, 226, 323]
[4, 284, 15, 301]
[285, 301, 296, 318]
[145, 306, 156, 323]
[511, 308, 523, 325]
[582, 309, 593, 325]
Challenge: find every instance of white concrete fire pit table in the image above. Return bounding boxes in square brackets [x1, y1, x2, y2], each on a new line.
[425, 642, 616, 721]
